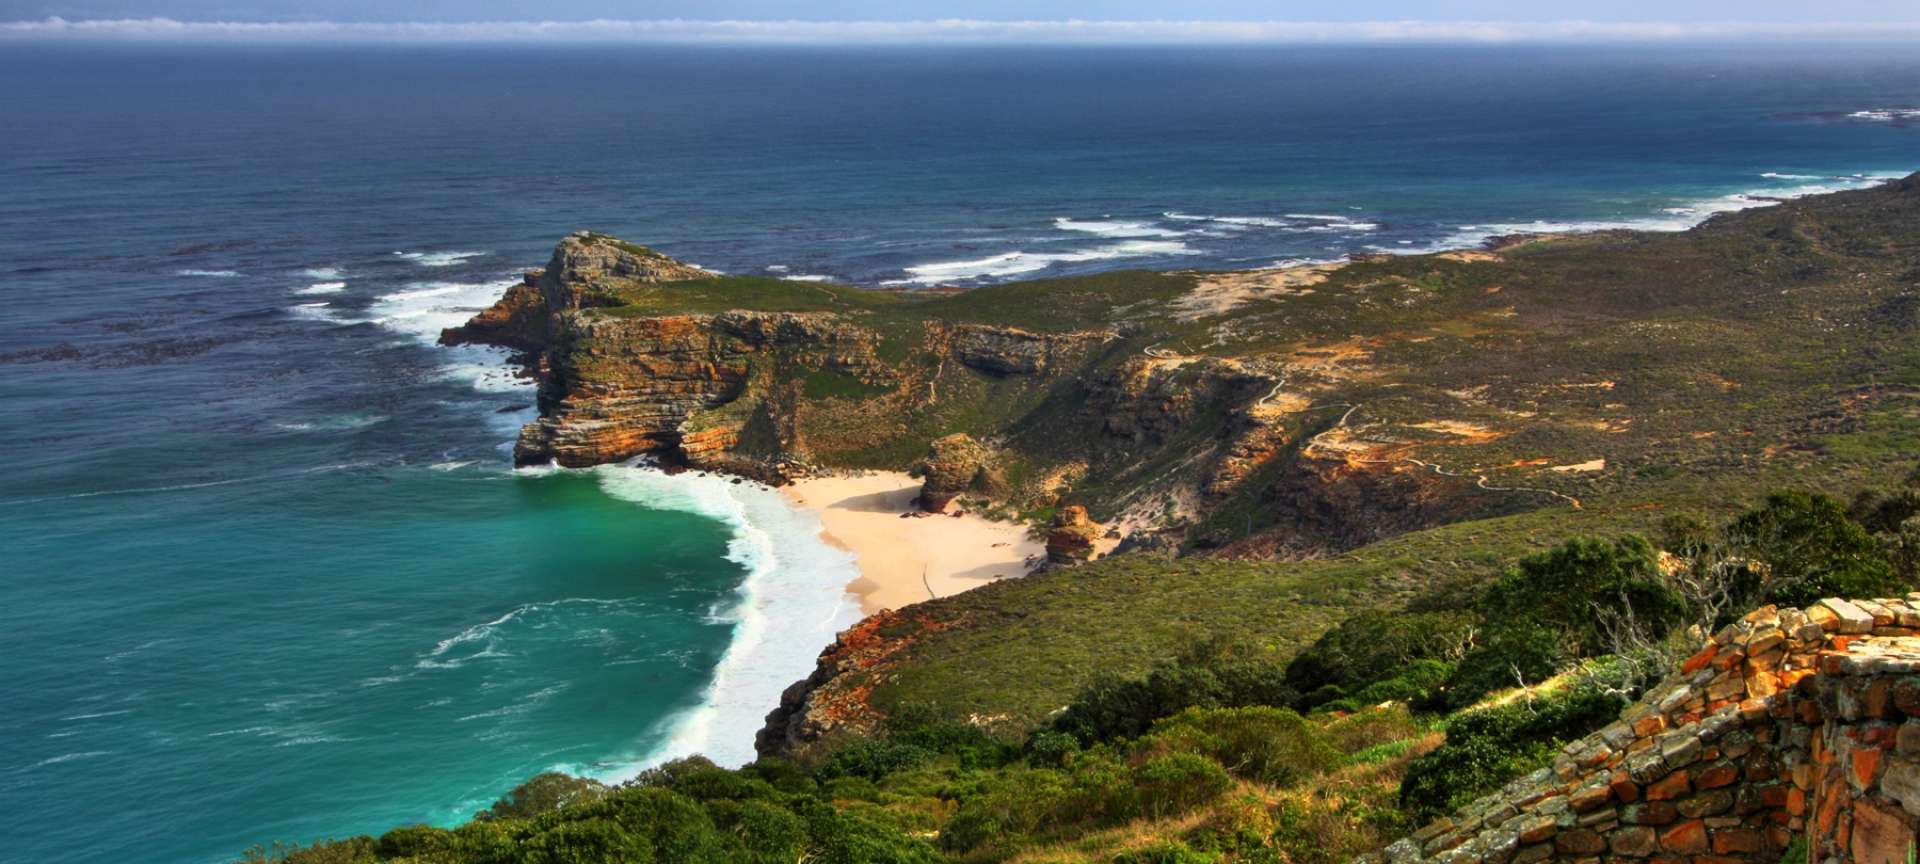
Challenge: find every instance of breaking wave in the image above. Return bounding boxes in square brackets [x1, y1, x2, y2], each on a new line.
[576, 463, 860, 772]
[394, 250, 489, 267]
[1052, 217, 1189, 238]
[886, 239, 1199, 285]
[368, 279, 533, 397]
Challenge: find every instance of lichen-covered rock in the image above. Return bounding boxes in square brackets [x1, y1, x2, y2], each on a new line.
[1045, 505, 1102, 565]
[908, 433, 1003, 513]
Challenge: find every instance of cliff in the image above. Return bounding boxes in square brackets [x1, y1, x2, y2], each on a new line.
[444, 174, 1920, 763]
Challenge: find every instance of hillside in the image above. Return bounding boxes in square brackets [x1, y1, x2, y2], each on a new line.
[441, 175, 1920, 756]
[252, 174, 1920, 863]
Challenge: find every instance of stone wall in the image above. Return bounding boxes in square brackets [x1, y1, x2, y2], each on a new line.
[1368, 597, 1920, 864]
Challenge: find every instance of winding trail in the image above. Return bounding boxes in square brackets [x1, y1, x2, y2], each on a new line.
[1311, 404, 1584, 509]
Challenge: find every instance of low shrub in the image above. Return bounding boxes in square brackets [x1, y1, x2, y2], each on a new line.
[1399, 685, 1619, 822]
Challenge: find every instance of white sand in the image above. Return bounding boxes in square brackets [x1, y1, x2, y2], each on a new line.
[779, 471, 1045, 614]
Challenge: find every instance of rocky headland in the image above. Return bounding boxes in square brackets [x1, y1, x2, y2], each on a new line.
[444, 174, 1920, 765]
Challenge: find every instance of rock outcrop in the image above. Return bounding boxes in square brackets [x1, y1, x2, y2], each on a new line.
[909, 433, 1003, 512]
[949, 324, 1113, 376]
[1045, 505, 1102, 565]
[1367, 597, 1920, 864]
[757, 607, 969, 760]
[515, 309, 893, 475]
[441, 230, 711, 352]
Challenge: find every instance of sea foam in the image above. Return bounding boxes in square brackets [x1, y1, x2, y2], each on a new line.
[1416, 171, 1906, 252]
[368, 279, 534, 397]
[394, 250, 488, 267]
[1052, 217, 1188, 238]
[888, 239, 1199, 285]
[585, 462, 861, 772]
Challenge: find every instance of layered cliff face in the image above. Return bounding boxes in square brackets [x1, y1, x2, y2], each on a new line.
[441, 231, 712, 354]
[949, 323, 1112, 376]
[515, 309, 896, 476]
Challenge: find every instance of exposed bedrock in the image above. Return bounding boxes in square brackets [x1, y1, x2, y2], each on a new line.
[909, 433, 1006, 513]
[440, 230, 711, 352]
[1044, 504, 1103, 566]
[949, 323, 1113, 376]
[515, 310, 893, 474]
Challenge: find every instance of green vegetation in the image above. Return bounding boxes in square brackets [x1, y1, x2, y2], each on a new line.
[254, 466, 1920, 862]
[260, 178, 1920, 861]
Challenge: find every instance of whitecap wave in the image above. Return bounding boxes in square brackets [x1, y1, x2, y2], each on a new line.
[1414, 171, 1907, 252]
[1847, 108, 1920, 122]
[296, 281, 346, 295]
[778, 274, 833, 282]
[369, 279, 535, 397]
[887, 239, 1199, 285]
[31, 751, 112, 768]
[177, 269, 240, 277]
[1164, 211, 1290, 228]
[1052, 217, 1187, 238]
[300, 267, 344, 279]
[60, 709, 133, 721]
[287, 301, 369, 326]
[394, 250, 488, 267]
[578, 462, 861, 772]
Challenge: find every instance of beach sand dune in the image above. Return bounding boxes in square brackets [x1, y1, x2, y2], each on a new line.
[780, 471, 1045, 613]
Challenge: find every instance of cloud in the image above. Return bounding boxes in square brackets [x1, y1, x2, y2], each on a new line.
[3, 16, 1918, 44]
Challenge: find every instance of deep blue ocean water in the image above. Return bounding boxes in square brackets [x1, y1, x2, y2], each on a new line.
[1, 42, 1917, 864]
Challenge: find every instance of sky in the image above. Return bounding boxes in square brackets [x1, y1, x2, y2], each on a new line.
[4, 1, 1919, 42]
[6, 1, 1920, 22]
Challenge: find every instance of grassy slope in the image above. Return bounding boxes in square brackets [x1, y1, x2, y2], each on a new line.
[575, 176, 1920, 735]
[789, 176, 1920, 732]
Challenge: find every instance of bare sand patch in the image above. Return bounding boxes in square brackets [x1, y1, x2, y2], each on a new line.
[780, 471, 1045, 614]
[1173, 263, 1344, 321]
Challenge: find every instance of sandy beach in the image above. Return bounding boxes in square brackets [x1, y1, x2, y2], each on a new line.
[780, 471, 1046, 613]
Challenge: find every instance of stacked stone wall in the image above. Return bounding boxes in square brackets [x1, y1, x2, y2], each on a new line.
[1369, 597, 1920, 864]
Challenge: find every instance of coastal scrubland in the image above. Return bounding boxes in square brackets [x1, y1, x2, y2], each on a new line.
[260, 175, 1920, 861]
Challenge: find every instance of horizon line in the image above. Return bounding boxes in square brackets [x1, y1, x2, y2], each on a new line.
[6, 17, 1920, 45]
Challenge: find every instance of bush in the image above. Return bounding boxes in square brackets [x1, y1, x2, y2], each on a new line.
[1053, 640, 1297, 744]
[1136, 707, 1341, 787]
[1480, 535, 1685, 657]
[1444, 535, 1687, 708]
[1725, 491, 1904, 607]
[1285, 610, 1477, 702]
[478, 772, 610, 822]
[1321, 659, 1453, 712]
[1133, 754, 1233, 820]
[819, 739, 938, 781]
[1317, 704, 1425, 755]
[1443, 624, 1565, 709]
[1026, 729, 1083, 768]
[1400, 685, 1619, 821]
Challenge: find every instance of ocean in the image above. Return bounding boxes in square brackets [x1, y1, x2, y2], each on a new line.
[1, 41, 1916, 864]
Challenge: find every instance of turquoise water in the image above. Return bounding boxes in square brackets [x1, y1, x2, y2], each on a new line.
[2, 42, 1918, 864]
[9, 468, 741, 849]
